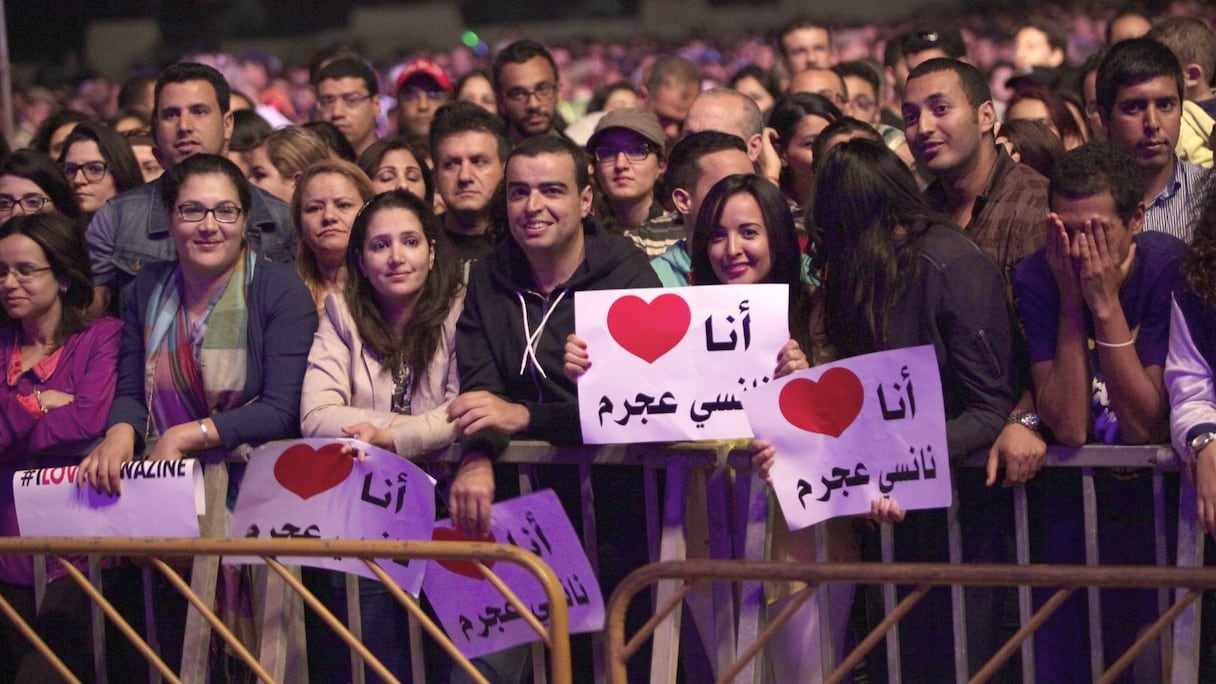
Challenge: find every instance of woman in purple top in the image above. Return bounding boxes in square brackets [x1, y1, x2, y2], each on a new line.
[0, 212, 125, 681]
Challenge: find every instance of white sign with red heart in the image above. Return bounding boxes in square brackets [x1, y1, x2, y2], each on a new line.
[741, 345, 951, 531]
[227, 438, 436, 595]
[574, 284, 790, 443]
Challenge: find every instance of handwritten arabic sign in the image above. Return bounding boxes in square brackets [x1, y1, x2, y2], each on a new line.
[422, 489, 604, 659]
[742, 345, 950, 531]
[15, 459, 203, 537]
[227, 439, 436, 596]
[575, 284, 789, 442]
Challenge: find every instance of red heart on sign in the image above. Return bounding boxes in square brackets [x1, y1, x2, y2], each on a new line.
[779, 368, 865, 438]
[273, 443, 354, 500]
[432, 526, 496, 580]
[607, 294, 691, 364]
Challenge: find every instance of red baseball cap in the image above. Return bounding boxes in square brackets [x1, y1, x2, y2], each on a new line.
[396, 59, 454, 95]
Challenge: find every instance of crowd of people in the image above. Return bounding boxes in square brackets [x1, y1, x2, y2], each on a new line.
[1, 3, 1216, 683]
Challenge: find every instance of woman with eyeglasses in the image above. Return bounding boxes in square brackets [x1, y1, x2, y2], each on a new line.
[81, 153, 316, 486]
[76, 154, 316, 669]
[291, 158, 376, 314]
[56, 121, 143, 223]
[299, 189, 463, 682]
[0, 150, 81, 227]
[0, 212, 131, 682]
[585, 108, 676, 256]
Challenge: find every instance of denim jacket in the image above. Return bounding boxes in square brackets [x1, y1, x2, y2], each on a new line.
[86, 176, 297, 293]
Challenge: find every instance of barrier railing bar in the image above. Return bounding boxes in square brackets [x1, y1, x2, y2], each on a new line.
[260, 556, 399, 684]
[1099, 588, 1201, 684]
[880, 522, 901, 684]
[1012, 483, 1035, 684]
[55, 557, 181, 684]
[969, 587, 1074, 684]
[576, 460, 604, 684]
[621, 580, 692, 662]
[733, 469, 768, 684]
[648, 459, 687, 684]
[717, 582, 816, 684]
[605, 560, 1216, 684]
[473, 559, 551, 647]
[0, 576, 81, 683]
[947, 486, 968, 684]
[87, 555, 106, 684]
[345, 572, 366, 684]
[1082, 466, 1104, 680]
[1172, 479, 1203, 684]
[407, 612, 425, 684]
[150, 556, 275, 683]
[828, 584, 931, 684]
[0, 537, 575, 684]
[142, 565, 161, 684]
[356, 558, 489, 684]
[1153, 469, 1172, 677]
[706, 463, 737, 680]
[815, 519, 833, 684]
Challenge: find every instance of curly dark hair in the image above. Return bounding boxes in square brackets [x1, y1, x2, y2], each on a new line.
[1185, 172, 1216, 311]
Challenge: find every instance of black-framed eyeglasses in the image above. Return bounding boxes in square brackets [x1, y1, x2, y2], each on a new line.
[0, 264, 53, 282]
[177, 203, 245, 223]
[0, 195, 52, 213]
[593, 144, 654, 163]
[504, 82, 557, 103]
[317, 93, 373, 110]
[61, 161, 109, 182]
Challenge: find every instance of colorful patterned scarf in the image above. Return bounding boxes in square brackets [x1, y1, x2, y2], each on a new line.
[144, 251, 255, 440]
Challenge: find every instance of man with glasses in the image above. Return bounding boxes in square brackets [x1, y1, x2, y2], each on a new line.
[395, 58, 452, 142]
[586, 108, 679, 256]
[85, 62, 295, 313]
[833, 61, 917, 172]
[314, 57, 382, 156]
[493, 40, 564, 143]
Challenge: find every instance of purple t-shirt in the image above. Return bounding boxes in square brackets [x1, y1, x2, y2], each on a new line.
[1012, 230, 1186, 442]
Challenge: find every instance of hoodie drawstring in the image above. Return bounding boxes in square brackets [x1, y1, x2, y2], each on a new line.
[518, 289, 568, 378]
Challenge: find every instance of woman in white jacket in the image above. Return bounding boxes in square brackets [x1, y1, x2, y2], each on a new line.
[299, 188, 463, 683]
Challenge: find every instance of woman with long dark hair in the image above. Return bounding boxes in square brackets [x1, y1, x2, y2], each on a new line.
[810, 137, 1015, 680]
[0, 213, 126, 681]
[300, 189, 463, 682]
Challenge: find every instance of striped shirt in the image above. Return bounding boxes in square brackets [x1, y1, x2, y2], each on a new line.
[1142, 157, 1207, 244]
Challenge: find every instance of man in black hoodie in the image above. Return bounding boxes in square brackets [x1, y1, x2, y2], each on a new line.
[447, 134, 660, 534]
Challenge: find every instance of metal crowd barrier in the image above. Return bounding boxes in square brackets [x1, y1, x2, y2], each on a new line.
[605, 443, 1203, 684]
[0, 537, 573, 684]
[2, 442, 1208, 683]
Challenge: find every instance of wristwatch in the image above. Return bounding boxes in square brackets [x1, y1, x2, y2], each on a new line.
[1189, 432, 1216, 457]
[1007, 411, 1042, 432]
